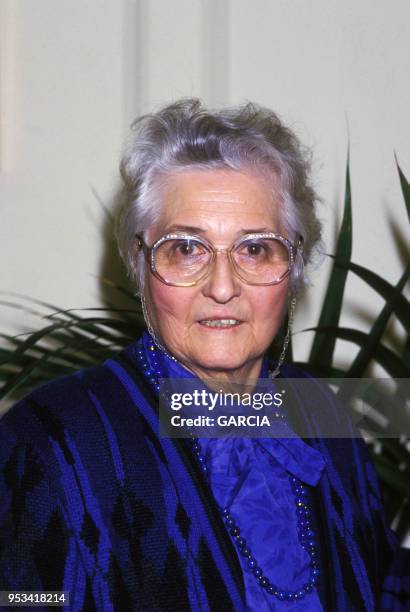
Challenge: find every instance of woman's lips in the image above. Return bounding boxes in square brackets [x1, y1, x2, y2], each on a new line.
[198, 318, 243, 328]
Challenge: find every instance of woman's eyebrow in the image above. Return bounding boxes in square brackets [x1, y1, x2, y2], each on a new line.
[239, 227, 274, 234]
[164, 224, 206, 234]
[164, 225, 275, 235]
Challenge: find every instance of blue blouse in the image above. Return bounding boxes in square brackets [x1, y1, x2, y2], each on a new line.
[141, 332, 326, 611]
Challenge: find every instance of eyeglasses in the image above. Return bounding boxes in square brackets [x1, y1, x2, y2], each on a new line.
[136, 232, 303, 287]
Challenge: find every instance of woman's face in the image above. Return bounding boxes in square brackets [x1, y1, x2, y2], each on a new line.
[144, 168, 290, 383]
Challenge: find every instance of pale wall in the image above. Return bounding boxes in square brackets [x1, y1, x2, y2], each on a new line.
[0, 0, 409, 368]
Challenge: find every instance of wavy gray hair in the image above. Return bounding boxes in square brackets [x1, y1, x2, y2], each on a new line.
[117, 98, 322, 293]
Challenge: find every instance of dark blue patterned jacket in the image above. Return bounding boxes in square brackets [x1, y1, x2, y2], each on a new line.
[0, 344, 409, 611]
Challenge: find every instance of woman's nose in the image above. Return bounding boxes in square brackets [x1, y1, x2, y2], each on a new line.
[201, 252, 241, 303]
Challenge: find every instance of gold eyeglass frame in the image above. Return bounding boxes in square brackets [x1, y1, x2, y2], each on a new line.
[135, 232, 303, 287]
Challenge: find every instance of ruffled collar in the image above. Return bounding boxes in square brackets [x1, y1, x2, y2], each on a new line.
[137, 331, 325, 487]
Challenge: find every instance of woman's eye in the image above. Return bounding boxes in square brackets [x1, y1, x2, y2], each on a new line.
[172, 240, 205, 258]
[247, 244, 263, 255]
[243, 242, 266, 257]
[176, 241, 198, 256]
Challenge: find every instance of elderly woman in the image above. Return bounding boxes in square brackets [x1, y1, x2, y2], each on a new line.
[0, 99, 408, 611]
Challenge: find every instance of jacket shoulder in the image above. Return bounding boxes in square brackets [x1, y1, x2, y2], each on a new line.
[1, 364, 106, 437]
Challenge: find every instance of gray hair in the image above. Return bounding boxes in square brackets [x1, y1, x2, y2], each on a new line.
[117, 98, 322, 293]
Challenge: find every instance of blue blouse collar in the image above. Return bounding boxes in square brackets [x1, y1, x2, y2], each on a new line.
[138, 331, 325, 487]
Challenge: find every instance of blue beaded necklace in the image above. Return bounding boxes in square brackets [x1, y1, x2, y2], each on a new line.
[134, 336, 320, 604]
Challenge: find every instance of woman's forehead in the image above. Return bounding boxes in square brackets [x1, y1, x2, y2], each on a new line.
[153, 168, 281, 237]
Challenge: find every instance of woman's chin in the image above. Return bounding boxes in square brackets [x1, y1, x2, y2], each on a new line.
[183, 351, 256, 381]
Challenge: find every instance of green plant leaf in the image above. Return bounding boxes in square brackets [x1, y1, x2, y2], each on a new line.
[381, 438, 410, 466]
[304, 326, 410, 378]
[309, 153, 352, 367]
[333, 259, 410, 330]
[394, 159, 410, 379]
[0, 346, 78, 400]
[290, 362, 346, 378]
[346, 262, 410, 377]
[402, 337, 410, 369]
[395, 155, 410, 223]
[372, 454, 410, 497]
[99, 277, 140, 303]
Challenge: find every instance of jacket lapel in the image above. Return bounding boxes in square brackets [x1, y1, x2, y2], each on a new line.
[106, 354, 246, 611]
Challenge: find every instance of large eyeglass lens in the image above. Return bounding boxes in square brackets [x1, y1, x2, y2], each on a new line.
[232, 237, 290, 283]
[154, 238, 212, 284]
[153, 236, 290, 285]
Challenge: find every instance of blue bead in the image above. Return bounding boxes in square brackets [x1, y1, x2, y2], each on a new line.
[230, 526, 240, 536]
[259, 577, 270, 588]
[285, 592, 295, 601]
[201, 464, 207, 472]
[247, 557, 257, 569]
[236, 537, 246, 548]
[312, 568, 320, 577]
[222, 507, 230, 516]
[297, 590, 306, 599]
[277, 591, 286, 600]
[225, 517, 235, 527]
[241, 547, 251, 557]
[253, 567, 263, 578]
[267, 585, 277, 595]
[305, 584, 313, 593]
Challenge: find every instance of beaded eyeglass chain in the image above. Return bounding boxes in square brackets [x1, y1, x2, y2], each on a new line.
[134, 337, 320, 603]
